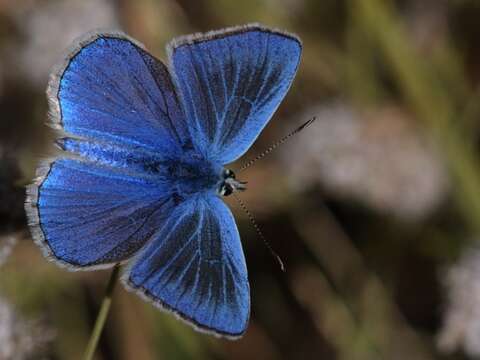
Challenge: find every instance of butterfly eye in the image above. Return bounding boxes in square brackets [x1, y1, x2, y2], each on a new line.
[223, 169, 236, 179]
[224, 186, 233, 196]
[219, 183, 233, 196]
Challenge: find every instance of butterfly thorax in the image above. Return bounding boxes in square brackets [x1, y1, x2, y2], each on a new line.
[164, 154, 221, 196]
[165, 154, 247, 198]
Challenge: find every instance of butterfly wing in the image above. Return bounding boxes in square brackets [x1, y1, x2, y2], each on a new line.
[26, 32, 188, 270]
[26, 158, 177, 270]
[168, 23, 302, 163]
[123, 194, 249, 338]
[50, 31, 190, 153]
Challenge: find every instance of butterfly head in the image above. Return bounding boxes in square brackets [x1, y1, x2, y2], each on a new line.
[219, 169, 247, 196]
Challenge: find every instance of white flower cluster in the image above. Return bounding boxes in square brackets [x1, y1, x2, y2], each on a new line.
[282, 103, 449, 221]
[0, 297, 54, 360]
[438, 247, 480, 357]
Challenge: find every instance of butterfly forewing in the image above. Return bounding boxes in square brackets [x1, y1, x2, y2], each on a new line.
[54, 34, 189, 152]
[168, 25, 302, 163]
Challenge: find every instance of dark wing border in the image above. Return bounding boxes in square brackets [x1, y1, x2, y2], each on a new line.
[122, 273, 249, 340]
[167, 22, 302, 52]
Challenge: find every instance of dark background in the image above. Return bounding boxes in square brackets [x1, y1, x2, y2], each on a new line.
[1, 0, 480, 359]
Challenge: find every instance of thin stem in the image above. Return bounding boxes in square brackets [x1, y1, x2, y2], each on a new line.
[83, 265, 120, 360]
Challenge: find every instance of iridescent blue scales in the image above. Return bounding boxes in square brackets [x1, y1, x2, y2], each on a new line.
[25, 24, 302, 338]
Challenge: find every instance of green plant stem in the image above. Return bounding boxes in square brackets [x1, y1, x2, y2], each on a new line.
[83, 265, 120, 360]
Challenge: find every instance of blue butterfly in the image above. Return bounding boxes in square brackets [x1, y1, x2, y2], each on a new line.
[25, 24, 302, 338]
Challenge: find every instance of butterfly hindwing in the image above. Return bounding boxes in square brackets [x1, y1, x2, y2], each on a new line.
[168, 24, 302, 163]
[123, 194, 250, 338]
[26, 158, 176, 270]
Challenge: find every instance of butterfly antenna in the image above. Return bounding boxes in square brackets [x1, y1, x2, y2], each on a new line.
[239, 116, 317, 172]
[232, 193, 285, 272]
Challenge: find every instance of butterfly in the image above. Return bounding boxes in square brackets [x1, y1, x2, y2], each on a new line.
[25, 23, 302, 339]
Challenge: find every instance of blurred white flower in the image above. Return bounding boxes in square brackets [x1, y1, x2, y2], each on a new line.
[438, 247, 480, 357]
[0, 236, 16, 266]
[5, 0, 119, 87]
[0, 297, 54, 360]
[282, 103, 449, 220]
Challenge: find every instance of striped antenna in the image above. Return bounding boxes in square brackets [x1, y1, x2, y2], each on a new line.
[233, 193, 285, 272]
[239, 116, 316, 172]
